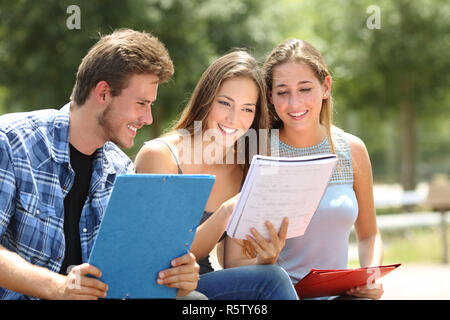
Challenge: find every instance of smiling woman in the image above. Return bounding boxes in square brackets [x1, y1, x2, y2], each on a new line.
[134, 50, 298, 300]
[205, 76, 258, 149]
[224, 39, 384, 300]
[269, 62, 330, 147]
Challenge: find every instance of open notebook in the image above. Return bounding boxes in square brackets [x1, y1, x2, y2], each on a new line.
[227, 154, 337, 240]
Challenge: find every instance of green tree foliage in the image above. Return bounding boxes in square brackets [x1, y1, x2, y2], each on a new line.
[1, 1, 448, 186]
[276, 0, 450, 189]
[0, 0, 140, 110]
[0, 0, 279, 158]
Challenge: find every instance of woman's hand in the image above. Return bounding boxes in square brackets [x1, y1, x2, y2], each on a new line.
[245, 217, 289, 265]
[346, 281, 384, 300]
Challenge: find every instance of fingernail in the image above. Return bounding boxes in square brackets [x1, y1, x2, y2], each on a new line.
[159, 271, 165, 278]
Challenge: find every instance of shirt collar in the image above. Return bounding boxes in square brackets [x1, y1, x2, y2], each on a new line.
[51, 102, 106, 165]
[50, 102, 72, 165]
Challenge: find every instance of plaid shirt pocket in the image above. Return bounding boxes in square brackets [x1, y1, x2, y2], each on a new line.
[15, 191, 63, 268]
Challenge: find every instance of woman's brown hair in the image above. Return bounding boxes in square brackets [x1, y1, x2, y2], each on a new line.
[241, 39, 336, 259]
[263, 39, 335, 153]
[171, 50, 271, 177]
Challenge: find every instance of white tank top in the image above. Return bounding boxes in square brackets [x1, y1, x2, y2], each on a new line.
[271, 127, 358, 283]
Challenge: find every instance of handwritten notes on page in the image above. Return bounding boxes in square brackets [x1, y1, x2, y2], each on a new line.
[226, 154, 337, 240]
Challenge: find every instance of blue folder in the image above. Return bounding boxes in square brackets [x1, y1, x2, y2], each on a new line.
[88, 174, 215, 299]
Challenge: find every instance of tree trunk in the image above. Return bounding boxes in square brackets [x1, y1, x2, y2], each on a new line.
[385, 119, 398, 183]
[399, 94, 416, 191]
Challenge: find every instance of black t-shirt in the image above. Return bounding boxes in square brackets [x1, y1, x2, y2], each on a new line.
[59, 144, 94, 275]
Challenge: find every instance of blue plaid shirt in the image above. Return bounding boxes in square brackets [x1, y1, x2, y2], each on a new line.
[0, 103, 134, 299]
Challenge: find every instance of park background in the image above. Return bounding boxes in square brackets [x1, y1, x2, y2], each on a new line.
[0, 0, 449, 299]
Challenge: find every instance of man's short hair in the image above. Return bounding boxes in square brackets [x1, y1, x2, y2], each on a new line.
[70, 28, 174, 105]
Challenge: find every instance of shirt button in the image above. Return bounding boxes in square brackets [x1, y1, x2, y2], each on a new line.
[82, 228, 88, 233]
[36, 209, 40, 215]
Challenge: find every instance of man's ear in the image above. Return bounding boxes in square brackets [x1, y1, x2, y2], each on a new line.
[93, 81, 111, 105]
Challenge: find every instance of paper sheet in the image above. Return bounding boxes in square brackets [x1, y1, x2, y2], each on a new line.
[227, 155, 337, 239]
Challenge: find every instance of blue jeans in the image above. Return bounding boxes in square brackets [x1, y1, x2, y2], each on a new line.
[196, 265, 298, 300]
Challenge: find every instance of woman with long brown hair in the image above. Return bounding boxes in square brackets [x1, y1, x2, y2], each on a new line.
[135, 50, 297, 300]
[224, 39, 384, 300]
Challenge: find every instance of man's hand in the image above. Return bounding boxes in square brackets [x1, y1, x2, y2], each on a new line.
[55, 263, 108, 300]
[157, 252, 200, 298]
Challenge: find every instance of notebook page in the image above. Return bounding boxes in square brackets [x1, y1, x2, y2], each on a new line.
[228, 155, 337, 240]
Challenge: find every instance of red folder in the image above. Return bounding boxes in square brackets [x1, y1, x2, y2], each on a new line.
[295, 264, 401, 298]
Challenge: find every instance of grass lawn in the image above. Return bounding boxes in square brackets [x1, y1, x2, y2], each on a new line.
[348, 225, 450, 268]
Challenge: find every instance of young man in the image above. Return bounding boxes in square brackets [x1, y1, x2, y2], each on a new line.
[0, 29, 200, 300]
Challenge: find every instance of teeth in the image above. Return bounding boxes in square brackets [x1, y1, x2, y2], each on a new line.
[218, 124, 238, 134]
[289, 110, 307, 117]
[127, 125, 137, 133]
